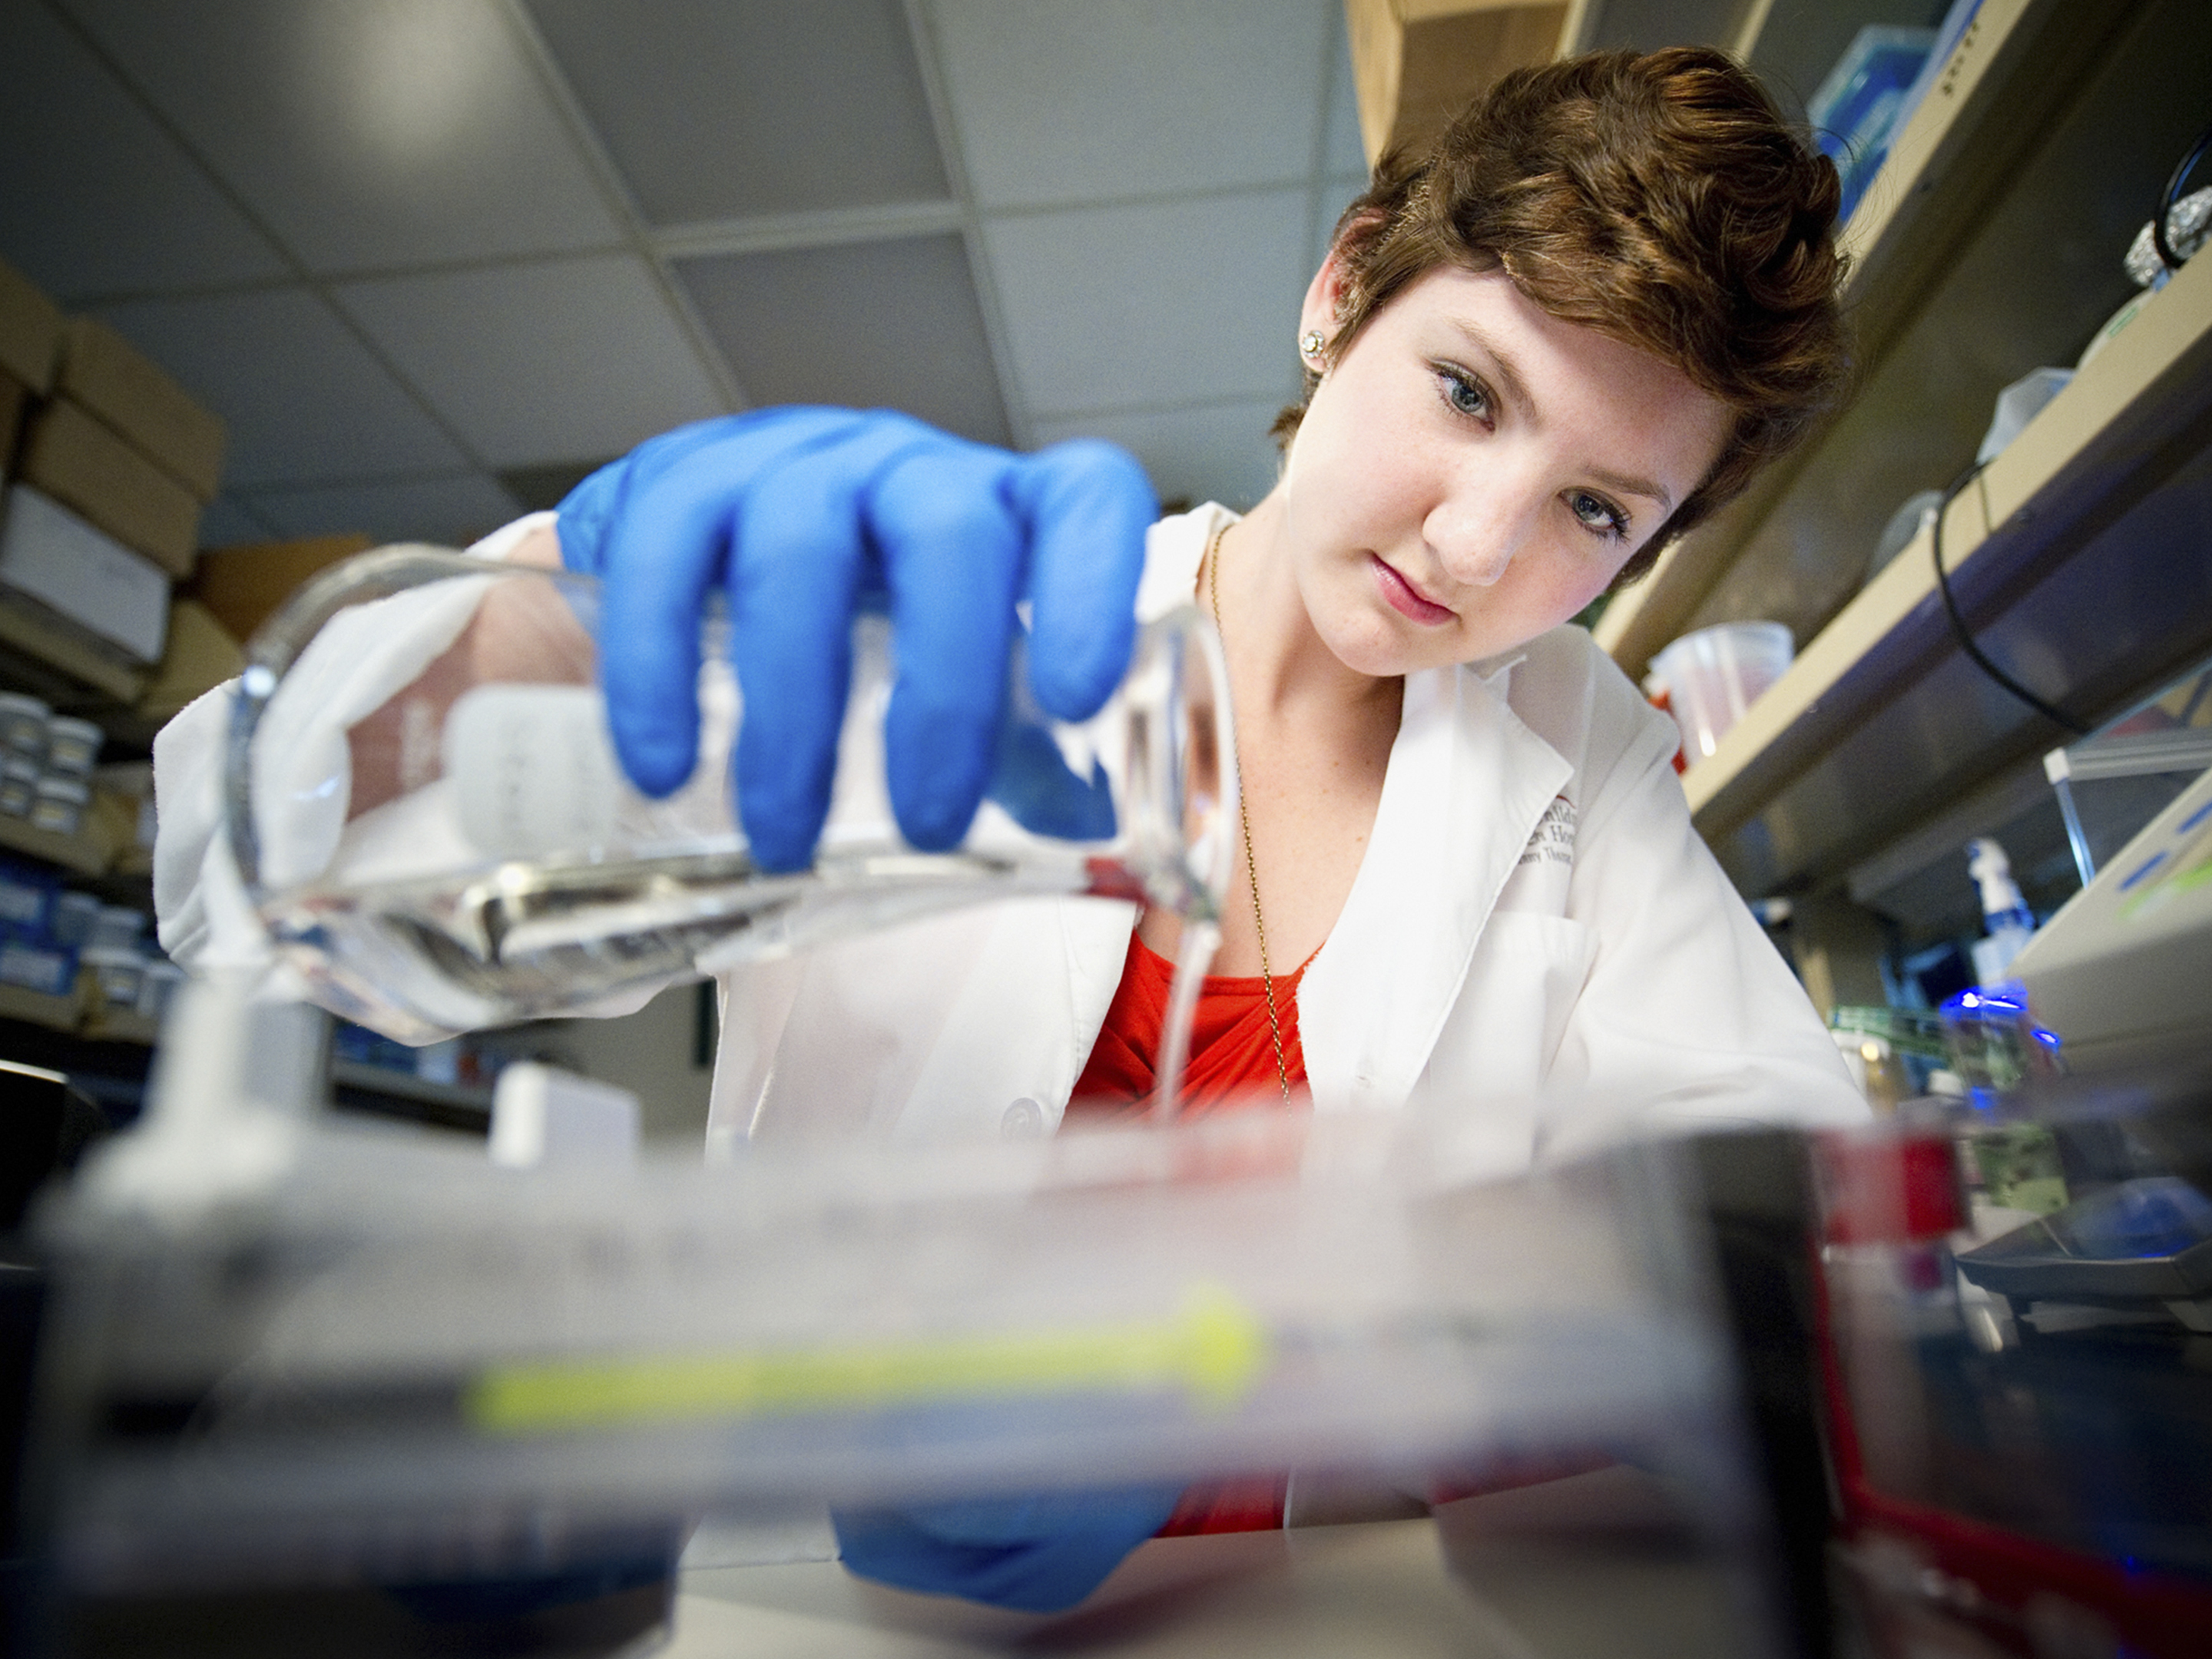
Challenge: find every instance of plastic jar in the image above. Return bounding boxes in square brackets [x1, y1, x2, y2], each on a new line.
[31, 777, 89, 836]
[81, 947, 146, 1012]
[52, 890, 102, 947]
[1647, 622, 1794, 766]
[88, 904, 147, 952]
[0, 694, 50, 763]
[137, 959, 185, 1023]
[0, 757, 38, 818]
[44, 717, 104, 777]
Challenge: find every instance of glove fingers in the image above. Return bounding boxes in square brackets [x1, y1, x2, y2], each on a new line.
[586, 411, 865, 796]
[1012, 440, 1154, 722]
[868, 447, 1025, 853]
[727, 442, 890, 872]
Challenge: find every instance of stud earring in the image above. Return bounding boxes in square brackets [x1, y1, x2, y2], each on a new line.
[1300, 329, 1326, 364]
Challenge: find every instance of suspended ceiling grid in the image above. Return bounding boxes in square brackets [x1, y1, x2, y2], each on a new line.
[2, 0, 1856, 551]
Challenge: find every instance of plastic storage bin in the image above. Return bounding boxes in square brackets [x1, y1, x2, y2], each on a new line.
[30, 776, 88, 836]
[43, 716, 103, 777]
[0, 693, 49, 762]
[0, 757, 38, 819]
[1648, 622, 1794, 765]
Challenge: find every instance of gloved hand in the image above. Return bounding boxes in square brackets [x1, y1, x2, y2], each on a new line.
[557, 409, 1155, 872]
[832, 1484, 1185, 1614]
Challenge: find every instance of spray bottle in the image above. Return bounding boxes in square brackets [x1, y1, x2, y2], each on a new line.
[1967, 836, 2036, 986]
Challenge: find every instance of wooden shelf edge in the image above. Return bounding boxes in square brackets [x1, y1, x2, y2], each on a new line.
[0, 807, 112, 877]
[0, 979, 84, 1034]
[81, 1007, 161, 1047]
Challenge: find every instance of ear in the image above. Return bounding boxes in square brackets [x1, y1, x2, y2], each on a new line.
[1300, 210, 1383, 343]
[1299, 249, 1349, 342]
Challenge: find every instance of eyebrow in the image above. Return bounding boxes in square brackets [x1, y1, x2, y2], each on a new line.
[1447, 316, 1678, 516]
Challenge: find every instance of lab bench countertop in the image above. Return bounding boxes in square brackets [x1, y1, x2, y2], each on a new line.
[664, 1479, 1753, 1658]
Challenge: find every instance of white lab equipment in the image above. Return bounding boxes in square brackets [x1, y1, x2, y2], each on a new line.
[2012, 760, 2212, 1071]
[488, 1061, 641, 1169]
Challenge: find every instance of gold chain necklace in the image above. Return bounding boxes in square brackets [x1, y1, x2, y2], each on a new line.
[1204, 518, 1293, 1106]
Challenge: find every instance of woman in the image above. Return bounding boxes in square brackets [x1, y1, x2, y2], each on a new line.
[154, 45, 1866, 1615]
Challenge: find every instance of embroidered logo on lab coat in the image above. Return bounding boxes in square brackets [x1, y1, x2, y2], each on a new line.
[1497, 795, 1576, 913]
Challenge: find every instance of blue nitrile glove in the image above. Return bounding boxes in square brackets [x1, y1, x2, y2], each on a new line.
[832, 1484, 1185, 1614]
[557, 409, 1154, 872]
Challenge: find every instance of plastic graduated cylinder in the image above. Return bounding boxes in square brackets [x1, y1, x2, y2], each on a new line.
[226, 546, 1236, 1055]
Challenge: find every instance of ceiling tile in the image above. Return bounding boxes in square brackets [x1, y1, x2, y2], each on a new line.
[1033, 399, 1286, 514]
[985, 190, 1309, 419]
[93, 287, 469, 489]
[498, 459, 616, 515]
[241, 472, 523, 547]
[674, 237, 1009, 447]
[333, 255, 726, 469]
[932, 0, 1328, 208]
[197, 495, 279, 551]
[525, 0, 947, 224]
[0, 3, 287, 300]
[61, 0, 622, 273]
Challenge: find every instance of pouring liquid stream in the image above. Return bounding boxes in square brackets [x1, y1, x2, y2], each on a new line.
[1151, 919, 1219, 1123]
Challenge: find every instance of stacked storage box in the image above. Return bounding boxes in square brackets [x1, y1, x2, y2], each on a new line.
[0, 253, 230, 705]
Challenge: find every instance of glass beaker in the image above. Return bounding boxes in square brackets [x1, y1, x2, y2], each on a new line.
[227, 546, 1234, 1044]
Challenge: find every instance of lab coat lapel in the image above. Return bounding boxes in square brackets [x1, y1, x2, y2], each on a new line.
[1298, 661, 1571, 1114]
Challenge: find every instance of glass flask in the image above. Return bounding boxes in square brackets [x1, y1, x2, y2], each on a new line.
[227, 546, 1233, 1044]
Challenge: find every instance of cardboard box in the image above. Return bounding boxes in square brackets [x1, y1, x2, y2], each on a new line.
[21, 396, 201, 578]
[0, 485, 172, 666]
[0, 257, 61, 396]
[187, 532, 374, 646]
[58, 318, 227, 501]
[0, 367, 25, 481]
[110, 598, 243, 747]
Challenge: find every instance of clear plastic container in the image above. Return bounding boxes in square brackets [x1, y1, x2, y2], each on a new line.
[81, 945, 146, 1012]
[38, 1101, 1750, 1602]
[88, 904, 147, 952]
[135, 959, 184, 1023]
[1648, 622, 1794, 765]
[229, 547, 1236, 1045]
[0, 692, 50, 761]
[45, 715, 104, 777]
[0, 756, 38, 818]
[31, 774, 88, 836]
[51, 890, 102, 947]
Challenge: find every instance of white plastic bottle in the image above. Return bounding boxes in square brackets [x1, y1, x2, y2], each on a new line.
[1966, 836, 2035, 986]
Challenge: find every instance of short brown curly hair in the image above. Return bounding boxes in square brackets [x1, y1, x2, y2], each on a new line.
[1277, 47, 1851, 588]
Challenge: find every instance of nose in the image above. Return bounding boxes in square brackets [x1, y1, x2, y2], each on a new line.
[1424, 462, 1547, 588]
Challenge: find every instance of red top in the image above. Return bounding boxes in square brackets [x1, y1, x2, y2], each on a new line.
[1067, 931, 1310, 1533]
[1065, 933, 1310, 1121]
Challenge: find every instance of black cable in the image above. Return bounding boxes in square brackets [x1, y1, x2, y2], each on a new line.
[1928, 461, 2090, 736]
[2152, 118, 2212, 272]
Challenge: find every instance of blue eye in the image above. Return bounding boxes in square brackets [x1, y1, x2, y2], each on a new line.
[1436, 367, 1491, 421]
[1568, 490, 1629, 541]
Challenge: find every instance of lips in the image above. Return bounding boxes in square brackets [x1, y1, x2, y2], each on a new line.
[1369, 555, 1455, 625]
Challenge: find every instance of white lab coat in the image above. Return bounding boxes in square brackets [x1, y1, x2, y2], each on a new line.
[705, 505, 1865, 1167]
[153, 506, 1865, 1174]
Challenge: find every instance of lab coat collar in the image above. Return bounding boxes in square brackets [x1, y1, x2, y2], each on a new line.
[1298, 657, 1573, 1114]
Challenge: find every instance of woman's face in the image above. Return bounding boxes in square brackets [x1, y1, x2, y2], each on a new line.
[1280, 262, 1730, 678]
